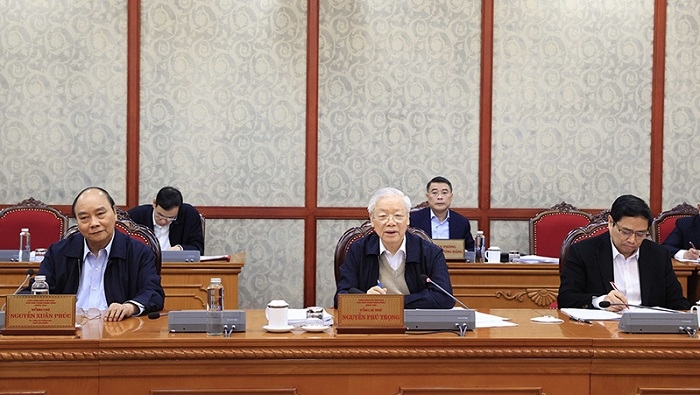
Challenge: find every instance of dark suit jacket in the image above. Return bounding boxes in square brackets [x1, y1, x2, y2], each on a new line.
[662, 215, 700, 256]
[128, 203, 204, 254]
[409, 207, 474, 251]
[335, 232, 454, 309]
[558, 232, 689, 310]
[28, 231, 165, 314]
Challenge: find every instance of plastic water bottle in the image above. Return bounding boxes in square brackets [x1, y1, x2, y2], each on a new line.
[31, 275, 49, 295]
[474, 230, 486, 263]
[18, 228, 31, 262]
[206, 278, 224, 336]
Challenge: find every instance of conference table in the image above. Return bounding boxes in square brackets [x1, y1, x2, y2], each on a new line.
[448, 260, 699, 308]
[0, 253, 245, 310]
[1, 308, 699, 395]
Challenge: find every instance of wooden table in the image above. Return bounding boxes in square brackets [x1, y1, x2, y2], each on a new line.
[449, 260, 697, 309]
[0, 253, 244, 310]
[1, 309, 700, 395]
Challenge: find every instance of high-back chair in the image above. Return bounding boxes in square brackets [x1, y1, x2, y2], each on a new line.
[333, 220, 432, 285]
[651, 202, 698, 243]
[64, 207, 162, 274]
[559, 221, 610, 275]
[529, 201, 592, 258]
[0, 197, 68, 250]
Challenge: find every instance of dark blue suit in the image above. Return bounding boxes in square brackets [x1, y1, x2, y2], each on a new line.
[409, 207, 474, 251]
[335, 232, 454, 309]
[662, 215, 700, 256]
[27, 231, 165, 314]
[128, 203, 204, 254]
[558, 232, 689, 310]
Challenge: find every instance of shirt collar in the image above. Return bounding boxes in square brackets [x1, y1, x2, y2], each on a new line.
[83, 231, 115, 260]
[430, 208, 450, 221]
[379, 235, 407, 257]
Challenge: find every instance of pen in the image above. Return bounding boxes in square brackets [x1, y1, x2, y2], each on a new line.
[690, 241, 696, 250]
[568, 316, 592, 324]
[609, 281, 620, 292]
[377, 279, 383, 289]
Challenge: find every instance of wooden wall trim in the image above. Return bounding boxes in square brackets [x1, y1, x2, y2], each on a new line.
[649, 0, 667, 214]
[478, 0, 495, 240]
[126, 0, 141, 208]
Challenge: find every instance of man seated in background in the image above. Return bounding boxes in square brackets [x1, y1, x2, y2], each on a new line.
[335, 187, 454, 309]
[28, 187, 165, 321]
[661, 203, 700, 261]
[558, 194, 689, 311]
[410, 176, 474, 251]
[128, 186, 204, 254]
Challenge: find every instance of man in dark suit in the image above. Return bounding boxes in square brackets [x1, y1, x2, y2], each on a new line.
[661, 205, 700, 261]
[128, 186, 204, 254]
[558, 194, 689, 311]
[409, 176, 474, 251]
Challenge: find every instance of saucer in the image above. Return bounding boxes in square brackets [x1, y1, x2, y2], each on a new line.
[263, 324, 294, 333]
[530, 315, 564, 324]
[301, 325, 330, 332]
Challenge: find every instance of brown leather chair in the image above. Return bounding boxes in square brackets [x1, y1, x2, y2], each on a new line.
[651, 202, 698, 243]
[0, 197, 68, 250]
[333, 220, 432, 285]
[64, 207, 162, 274]
[529, 201, 592, 257]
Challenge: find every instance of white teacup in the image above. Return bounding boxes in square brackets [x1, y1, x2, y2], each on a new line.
[691, 304, 700, 328]
[265, 299, 289, 328]
[485, 246, 501, 263]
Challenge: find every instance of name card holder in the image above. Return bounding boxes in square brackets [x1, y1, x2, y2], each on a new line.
[432, 239, 465, 261]
[336, 294, 405, 334]
[3, 294, 76, 335]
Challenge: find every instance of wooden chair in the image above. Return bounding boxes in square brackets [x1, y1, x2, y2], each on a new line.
[529, 201, 592, 258]
[410, 201, 429, 212]
[651, 202, 698, 243]
[0, 197, 68, 249]
[64, 207, 162, 274]
[559, 221, 610, 275]
[333, 220, 432, 285]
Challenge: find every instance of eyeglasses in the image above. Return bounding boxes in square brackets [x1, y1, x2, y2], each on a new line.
[614, 222, 648, 240]
[373, 213, 407, 224]
[155, 211, 177, 223]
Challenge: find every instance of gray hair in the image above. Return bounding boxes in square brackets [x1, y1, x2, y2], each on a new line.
[367, 187, 412, 215]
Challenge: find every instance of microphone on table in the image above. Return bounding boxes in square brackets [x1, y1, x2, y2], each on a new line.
[599, 301, 682, 313]
[1, 268, 35, 311]
[420, 274, 469, 310]
[148, 311, 168, 320]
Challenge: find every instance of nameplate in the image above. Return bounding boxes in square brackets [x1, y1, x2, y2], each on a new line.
[3, 294, 76, 335]
[336, 294, 405, 334]
[432, 239, 465, 260]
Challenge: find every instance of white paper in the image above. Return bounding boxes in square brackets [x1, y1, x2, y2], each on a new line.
[517, 255, 559, 264]
[475, 311, 518, 328]
[287, 308, 334, 326]
[560, 308, 621, 321]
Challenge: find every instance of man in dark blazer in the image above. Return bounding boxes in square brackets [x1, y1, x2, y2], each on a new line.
[128, 187, 204, 254]
[661, 206, 700, 261]
[409, 176, 474, 251]
[558, 194, 689, 311]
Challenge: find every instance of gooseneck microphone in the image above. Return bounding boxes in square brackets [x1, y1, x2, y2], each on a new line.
[599, 301, 681, 313]
[420, 274, 469, 309]
[148, 311, 168, 320]
[1, 268, 35, 311]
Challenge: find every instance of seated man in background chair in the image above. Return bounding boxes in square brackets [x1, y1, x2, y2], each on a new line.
[128, 186, 204, 254]
[661, 203, 700, 261]
[27, 187, 165, 322]
[335, 187, 454, 309]
[558, 194, 689, 312]
[410, 176, 474, 251]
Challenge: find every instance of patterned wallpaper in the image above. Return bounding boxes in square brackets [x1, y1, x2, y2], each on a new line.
[139, 1, 308, 207]
[664, 0, 700, 209]
[0, 0, 127, 204]
[317, 0, 482, 208]
[492, 0, 654, 210]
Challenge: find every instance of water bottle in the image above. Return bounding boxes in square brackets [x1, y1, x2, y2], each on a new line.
[474, 230, 485, 263]
[206, 277, 224, 336]
[18, 228, 31, 262]
[31, 275, 49, 295]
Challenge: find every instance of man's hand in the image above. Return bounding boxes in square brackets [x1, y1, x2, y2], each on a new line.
[604, 290, 628, 312]
[683, 248, 700, 260]
[104, 302, 138, 322]
[366, 285, 387, 295]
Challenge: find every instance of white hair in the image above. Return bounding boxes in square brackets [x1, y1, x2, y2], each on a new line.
[367, 187, 411, 214]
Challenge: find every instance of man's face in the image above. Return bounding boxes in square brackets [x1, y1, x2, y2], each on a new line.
[607, 215, 649, 257]
[153, 201, 179, 227]
[426, 182, 453, 213]
[370, 196, 409, 248]
[75, 189, 116, 251]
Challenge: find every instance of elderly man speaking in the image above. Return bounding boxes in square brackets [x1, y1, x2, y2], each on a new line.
[335, 187, 454, 309]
